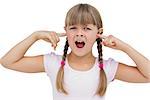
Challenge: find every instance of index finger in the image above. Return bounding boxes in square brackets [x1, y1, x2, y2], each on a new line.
[96, 34, 107, 39]
[56, 33, 67, 37]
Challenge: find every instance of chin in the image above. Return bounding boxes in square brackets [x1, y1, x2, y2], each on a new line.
[71, 49, 91, 57]
[69, 43, 93, 57]
[74, 52, 86, 57]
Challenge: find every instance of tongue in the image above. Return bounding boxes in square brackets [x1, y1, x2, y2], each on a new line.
[76, 43, 84, 48]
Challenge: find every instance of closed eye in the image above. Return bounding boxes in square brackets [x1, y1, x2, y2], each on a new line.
[87, 28, 91, 30]
[84, 27, 92, 30]
[69, 27, 76, 30]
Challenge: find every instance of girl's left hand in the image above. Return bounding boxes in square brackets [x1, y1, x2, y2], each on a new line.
[96, 34, 128, 51]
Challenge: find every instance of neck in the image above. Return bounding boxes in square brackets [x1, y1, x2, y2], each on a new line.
[67, 51, 96, 69]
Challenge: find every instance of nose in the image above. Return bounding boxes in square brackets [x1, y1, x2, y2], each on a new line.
[76, 34, 84, 37]
[76, 29, 84, 37]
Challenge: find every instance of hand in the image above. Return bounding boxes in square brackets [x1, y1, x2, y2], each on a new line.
[96, 34, 128, 51]
[33, 31, 66, 50]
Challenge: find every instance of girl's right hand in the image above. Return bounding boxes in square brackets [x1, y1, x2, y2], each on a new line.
[33, 31, 66, 49]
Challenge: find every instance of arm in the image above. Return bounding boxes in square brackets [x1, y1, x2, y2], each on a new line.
[97, 34, 150, 82]
[1, 31, 65, 73]
[115, 63, 150, 83]
[1, 33, 44, 73]
[116, 44, 150, 82]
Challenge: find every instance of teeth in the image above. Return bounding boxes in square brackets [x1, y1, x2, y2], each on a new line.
[75, 41, 85, 48]
[76, 41, 84, 42]
[75, 41, 85, 44]
[77, 42, 83, 43]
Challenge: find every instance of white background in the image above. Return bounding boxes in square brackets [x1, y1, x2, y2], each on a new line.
[0, 0, 150, 100]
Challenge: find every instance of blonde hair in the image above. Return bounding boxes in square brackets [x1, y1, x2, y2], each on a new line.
[56, 3, 107, 96]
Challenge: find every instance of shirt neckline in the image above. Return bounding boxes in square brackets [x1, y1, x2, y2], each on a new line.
[65, 57, 98, 73]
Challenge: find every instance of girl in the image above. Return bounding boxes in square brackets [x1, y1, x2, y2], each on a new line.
[1, 3, 150, 100]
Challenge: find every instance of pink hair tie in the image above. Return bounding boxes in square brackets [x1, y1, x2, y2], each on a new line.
[61, 60, 65, 67]
[99, 63, 103, 70]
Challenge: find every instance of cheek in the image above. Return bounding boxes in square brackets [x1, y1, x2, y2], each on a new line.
[88, 39, 96, 48]
[66, 33, 74, 46]
[87, 34, 97, 44]
[67, 33, 74, 40]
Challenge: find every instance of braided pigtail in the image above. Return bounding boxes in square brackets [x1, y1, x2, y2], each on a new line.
[56, 40, 69, 94]
[96, 34, 107, 96]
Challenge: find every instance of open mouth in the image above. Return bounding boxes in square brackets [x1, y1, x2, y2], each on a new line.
[75, 41, 85, 48]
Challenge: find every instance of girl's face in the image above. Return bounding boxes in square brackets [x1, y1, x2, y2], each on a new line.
[65, 24, 98, 57]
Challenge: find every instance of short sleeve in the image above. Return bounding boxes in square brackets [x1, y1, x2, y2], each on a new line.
[104, 58, 119, 83]
[43, 52, 62, 77]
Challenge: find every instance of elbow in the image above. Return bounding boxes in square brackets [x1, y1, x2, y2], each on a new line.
[145, 74, 150, 83]
[147, 78, 150, 83]
[1, 59, 7, 68]
[0, 58, 11, 68]
[147, 76, 150, 82]
[147, 65, 150, 82]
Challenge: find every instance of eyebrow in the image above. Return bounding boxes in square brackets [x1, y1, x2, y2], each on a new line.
[68, 24, 94, 28]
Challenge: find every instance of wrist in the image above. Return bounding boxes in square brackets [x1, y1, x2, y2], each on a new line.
[31, 32, 39, 41]
[121, 43, 132, 53]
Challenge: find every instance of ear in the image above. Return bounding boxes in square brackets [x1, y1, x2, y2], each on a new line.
[64, 26, 67, 31]
[98, 28, 103, 34]
[96, 28, 103, 39]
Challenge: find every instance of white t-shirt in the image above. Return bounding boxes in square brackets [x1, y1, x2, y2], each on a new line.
[44, 52, 118, 100]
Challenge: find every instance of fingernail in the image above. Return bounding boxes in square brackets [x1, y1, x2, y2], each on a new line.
[102, 41, 106, 45]
[96, 34, 99, 38]
[109, 35, 113, 37]
[52, 44, 56, 48]
[54, 44, 57, 50]
[54, 47, 56, 50]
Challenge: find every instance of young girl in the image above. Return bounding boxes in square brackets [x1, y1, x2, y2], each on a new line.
[1, 3, 150, 100]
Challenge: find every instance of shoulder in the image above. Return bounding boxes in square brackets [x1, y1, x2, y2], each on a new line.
[103, 58, 119, 82]
[43, 52, 62, 76]
[44, 52, 62, 62]
[104, 58, 118, 68]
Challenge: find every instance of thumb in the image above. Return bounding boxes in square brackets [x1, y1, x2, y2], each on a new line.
[56, 33, 67, 37]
